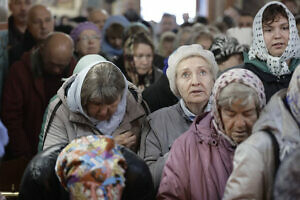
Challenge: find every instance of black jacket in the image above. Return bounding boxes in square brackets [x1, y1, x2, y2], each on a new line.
[19, 143, 155, 200]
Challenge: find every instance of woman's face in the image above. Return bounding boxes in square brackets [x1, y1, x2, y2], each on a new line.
[133, 43, 154, 75]
[220, 98, 258, 144]
[76, 29, 101, 57]
[263, 15, 290, 57]
[87, 96, 121, 121]
[176, 56, 214, 106]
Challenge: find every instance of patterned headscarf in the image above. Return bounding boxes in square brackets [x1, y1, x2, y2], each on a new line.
[210, 35, 249, 64]
[248, 1, 300, 76]
[211, 68, 266, 143]
[286, 65, 300, 125]
[55, 135, 126, 200]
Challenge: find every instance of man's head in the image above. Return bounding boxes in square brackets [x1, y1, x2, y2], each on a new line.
[88, 9, 108, 31]
[160, 13, 177, 33]
[40, 32, 74, 76]
[9, 0, 31, 24]
[238, 12, 254, 28]
[27, 4, 54, 43]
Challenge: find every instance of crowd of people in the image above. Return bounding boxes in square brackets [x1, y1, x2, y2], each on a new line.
[0, 0, 300, 199]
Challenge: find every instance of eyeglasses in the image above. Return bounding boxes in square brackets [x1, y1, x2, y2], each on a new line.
[78, 35, 101, 42]
[134, 54, 153, 60]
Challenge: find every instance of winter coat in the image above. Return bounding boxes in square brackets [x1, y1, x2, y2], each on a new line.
[243, 53, 300, 102]
[41, 74, 146, 152]
[1, 50, 76, 159]
[223, 89, 300, 200]
[138, 102, 192, 189]
[157, 113, 235, 200]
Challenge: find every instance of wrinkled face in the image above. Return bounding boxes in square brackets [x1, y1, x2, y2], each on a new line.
[238, 16, 253, 28]
[176, 56, 214, 106]
[220, 98, 258, 144]
[9, 0, 31, 23]
[76, 29, 101, 57]
[133, 43, 153, 75]
[89, 11, 108, 30]
[87, 96, 121, 121]
[219, 54, 243, 72]
[28, 7, 54, 42]
[263, 15, 289, 57]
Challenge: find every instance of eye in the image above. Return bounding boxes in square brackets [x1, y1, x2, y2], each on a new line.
[282, 26, 289, 30]
[181, 72, 191, 78]
[263, 28, 271, 32]
[199, 70, 207, 76]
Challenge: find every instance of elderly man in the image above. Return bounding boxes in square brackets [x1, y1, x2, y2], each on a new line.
[88, 9, 109, 31]
[1, 32, 76, 160]
[8, 0, 32, 49]
[9, 4, 54, 66]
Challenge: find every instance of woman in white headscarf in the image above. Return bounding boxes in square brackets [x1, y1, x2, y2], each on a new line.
[41, 54, 146, 152]
[243, 1, 300, 101]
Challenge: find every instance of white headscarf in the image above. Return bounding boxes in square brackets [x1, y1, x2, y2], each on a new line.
[67, 54, 128, 135]
[248, 1, 300, 76]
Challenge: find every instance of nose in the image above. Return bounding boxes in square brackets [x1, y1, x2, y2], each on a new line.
[274, 28, 282, 39]
[98, 107, 109, 119]
[235, 115, 247, 129]
[191, 73, 201, 86]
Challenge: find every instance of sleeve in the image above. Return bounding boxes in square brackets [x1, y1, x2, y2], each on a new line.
[138, 119, 168, 190]
[41, 101, 69, 150]
[1, 63, 30, 158]
[223, 141, 266, 200]
[157, 138, 190, 200]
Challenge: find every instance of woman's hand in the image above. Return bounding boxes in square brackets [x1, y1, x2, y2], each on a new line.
[114, 131, 136, 149]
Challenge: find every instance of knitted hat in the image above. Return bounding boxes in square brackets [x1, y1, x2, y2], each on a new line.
[210, 35, 249, 65]
[55, 135, 127, 200]
[70, 22, 101, 43]
[167, 44, 218, 97]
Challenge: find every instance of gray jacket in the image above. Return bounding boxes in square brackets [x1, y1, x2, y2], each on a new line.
[139, 102, 192, 189]
[223, 89, 300, 200]
[41, 75, 146, 152]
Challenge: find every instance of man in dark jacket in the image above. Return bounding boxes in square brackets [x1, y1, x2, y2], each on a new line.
[9, 4, 54, 66]
[1, 32, 76, 160]
[8, 0, 32, 49]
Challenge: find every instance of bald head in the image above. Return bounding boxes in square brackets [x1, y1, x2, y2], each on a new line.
[88, 9, 109, 31]
[41, 32, 74, 75]
[27, 4, 54, 42]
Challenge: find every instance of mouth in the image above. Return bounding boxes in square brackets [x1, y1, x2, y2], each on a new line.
[190, 90, 204, 95]
[272, 42, 285, 48]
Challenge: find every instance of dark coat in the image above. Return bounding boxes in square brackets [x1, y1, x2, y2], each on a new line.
[1, 50, 76, 159]
[142, 74, 178, 113]
[19, 143, 155, 200]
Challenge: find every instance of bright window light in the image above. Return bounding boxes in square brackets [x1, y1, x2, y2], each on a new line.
[141, 0, 197, 25]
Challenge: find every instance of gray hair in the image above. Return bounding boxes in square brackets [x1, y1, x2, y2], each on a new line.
[81, 62, 125, 111]
[217, 82, 261, 113]
[167, 44, 218, 97]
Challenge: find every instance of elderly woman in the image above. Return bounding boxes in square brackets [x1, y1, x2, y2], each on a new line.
[70, 22, 105, 59]
[124, 32, 163, 91]
[139, 44, 218, 189]
[157, 68, 266, 200]
[223, 66, 300, 200]
[243, 1, 300, 102]
[41, 54, 146, 152]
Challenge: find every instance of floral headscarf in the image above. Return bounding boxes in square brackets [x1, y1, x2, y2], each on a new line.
[286, 65, 300, 125]
[248, 1, 300, 76]
[55, 135, 126, 200]
[211, 68, 266, 144]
